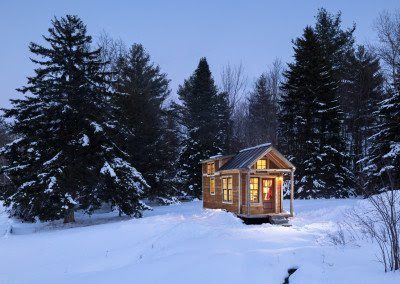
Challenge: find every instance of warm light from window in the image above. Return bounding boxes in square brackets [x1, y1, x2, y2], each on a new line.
[222, 177, 232, 202]
[263, 179, 273, 201]
[207, 163, 215, 175]
[250, 177, 259, 202]
[210, 178, 215, 195]
[256, 159, 267, 169]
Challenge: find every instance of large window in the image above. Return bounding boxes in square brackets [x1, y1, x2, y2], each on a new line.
[250, 177, 259, 202]
[207, 162, 215, 175]
[256, 159, 267, 169]
[210, 178, 215, 195]
[222, 177, 233, 202]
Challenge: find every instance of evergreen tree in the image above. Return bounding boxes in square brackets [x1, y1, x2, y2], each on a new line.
[214, 91, 232, 153]
[313, 9, 364, 182]
[364, 72, 400, 193]
[280, 27, 353, 198]
[0, 15, 148, 222]
[0, 119, 11, 188]
[157, 107, 182, 200]
[176, 58, 229, 197]
[112, 44, 175, 202]
[314, 8, 355, 75]
[248, 74, 279, 145]
[342, 46, 384, 193]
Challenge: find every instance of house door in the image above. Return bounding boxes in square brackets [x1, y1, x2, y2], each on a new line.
[262, 178, 274, 211]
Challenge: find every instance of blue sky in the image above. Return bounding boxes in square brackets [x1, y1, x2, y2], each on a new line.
[0, 0, 398, 109]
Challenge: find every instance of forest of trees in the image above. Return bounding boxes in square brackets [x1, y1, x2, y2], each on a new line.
[0, 9, 399, 222]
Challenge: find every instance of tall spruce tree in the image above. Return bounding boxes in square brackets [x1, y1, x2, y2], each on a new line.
[157, 106, 181, 200]
[342, 46, 384, 193]
[176, 58, 229, 197]
[0, 15, 148, 222]
[0, 119, 11, 188]
[313, 9, 365, 183]
[112, 44, 176, 202]
[248, 74, 279, 145]
[280, 27, 353, 198]
[214, 91, 232, 153]
[364, 71, 400, 193]
[314, 8, 355, 76]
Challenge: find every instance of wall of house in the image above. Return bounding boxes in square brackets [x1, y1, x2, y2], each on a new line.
[202, 160, 240, 213]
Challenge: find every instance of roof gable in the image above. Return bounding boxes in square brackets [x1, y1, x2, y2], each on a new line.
[218, 143, 271, 171]
[218, 143, 295, 171]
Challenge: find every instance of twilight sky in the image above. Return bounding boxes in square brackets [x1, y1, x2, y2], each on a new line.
[0, 0, 399, 109]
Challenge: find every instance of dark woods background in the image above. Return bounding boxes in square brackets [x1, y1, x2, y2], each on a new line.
[0, 9, 399, 222]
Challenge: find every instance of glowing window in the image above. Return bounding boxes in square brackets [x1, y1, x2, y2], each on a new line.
[222, 177, 233, 202]
[256, 159, 267, 169]
[262, 179, 273, 201]
[250, 177, 259, 202]
[210, 178, 215, 195]
[207, 163, 215, 175]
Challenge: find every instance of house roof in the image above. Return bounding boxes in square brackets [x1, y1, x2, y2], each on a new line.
[199, 154, 235, 164]
[218, 143, 272, 171]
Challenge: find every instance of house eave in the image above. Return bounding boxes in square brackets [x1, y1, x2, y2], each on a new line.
[199, 154, 235, 164]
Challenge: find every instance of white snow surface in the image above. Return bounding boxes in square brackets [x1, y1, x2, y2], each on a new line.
[0, 199, 399, 283]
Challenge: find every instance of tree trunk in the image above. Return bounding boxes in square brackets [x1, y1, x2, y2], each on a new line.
[63, 208, 75, 223]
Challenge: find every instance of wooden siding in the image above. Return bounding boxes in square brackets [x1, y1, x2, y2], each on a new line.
[202, 162, 240, 213]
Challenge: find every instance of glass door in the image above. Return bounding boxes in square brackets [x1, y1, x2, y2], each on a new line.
[262, 178, 274, 210]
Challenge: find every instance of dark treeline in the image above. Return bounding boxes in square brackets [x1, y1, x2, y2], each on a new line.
[0, 9, 399, 222]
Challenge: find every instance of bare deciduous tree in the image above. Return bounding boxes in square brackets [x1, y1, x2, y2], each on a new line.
[348, 189, 400, 272]
[221, 62, 248, 113]
[223, 59, 285, 151]
[96, 31, 127, 78]
[374, 10, 400, 84]
[265, 58, 285, 105]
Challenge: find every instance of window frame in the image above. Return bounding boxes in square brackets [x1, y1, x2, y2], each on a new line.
[210, 177, 215, 195]
[250, 177, 260, 203]
[207, 162, 215, 175]
[256, 159, 267, 170]
[222, 176, 233, 204]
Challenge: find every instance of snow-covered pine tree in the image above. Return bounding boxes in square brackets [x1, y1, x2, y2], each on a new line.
[313, 9, 366, 191]
[280, 27, 323, 198]
[342, 46, 384, 194]
[0, 119, 11, 188]
[280, 27, 353, 198]
[214, 91, 232, 154]
[314, 8, 355, 78]
[364, 71, 400, 194]
[0, 15, 148, 223]
[156, 106, 182, 200]
[176, 58, 229, 198]
[248, 74, 279, 145]
[111, 44, 176, 202]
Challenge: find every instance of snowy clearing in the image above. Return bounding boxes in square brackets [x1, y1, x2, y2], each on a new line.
[0, 199, 399, 284]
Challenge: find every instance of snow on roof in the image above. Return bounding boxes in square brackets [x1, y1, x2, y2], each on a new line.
[239, 143, 271, 152]
[209, 154, 223, 159]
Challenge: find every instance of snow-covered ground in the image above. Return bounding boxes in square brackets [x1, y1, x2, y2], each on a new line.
[0, 199, 399, 284]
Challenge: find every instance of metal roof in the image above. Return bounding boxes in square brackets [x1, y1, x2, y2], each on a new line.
[199, 154, 235, 164]
[218, 143, 272, 171]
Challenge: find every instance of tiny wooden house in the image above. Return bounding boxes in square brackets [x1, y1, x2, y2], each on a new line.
[200, 143, 296, 218]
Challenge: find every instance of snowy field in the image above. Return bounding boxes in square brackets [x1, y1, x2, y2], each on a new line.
[0, 199, 399, 284]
